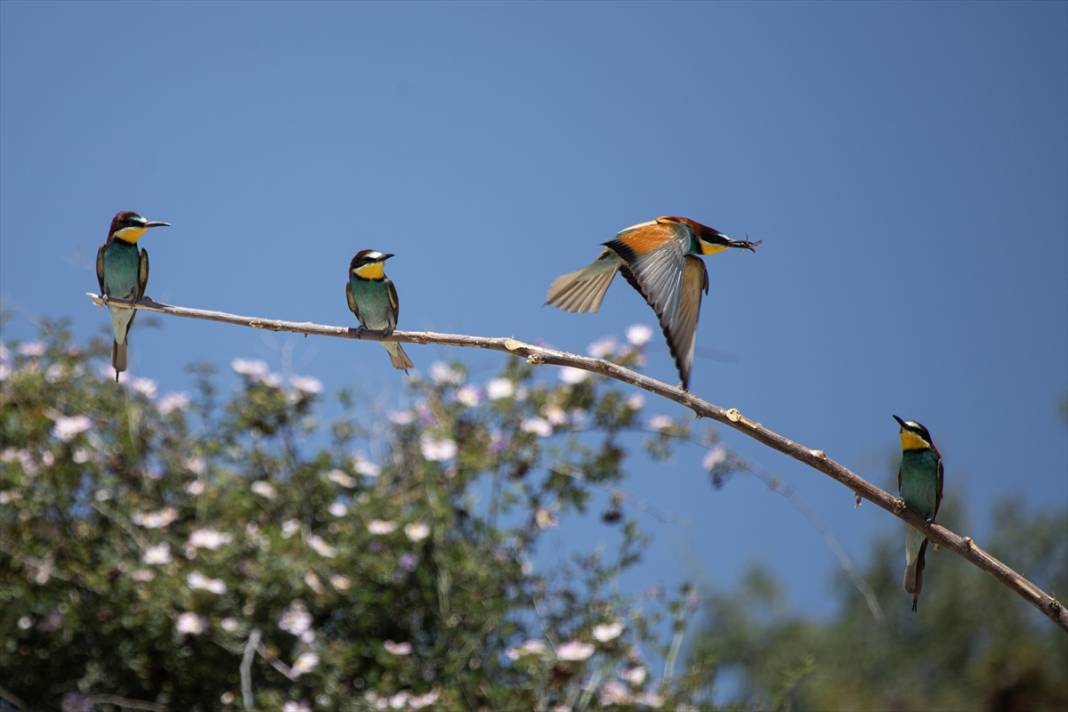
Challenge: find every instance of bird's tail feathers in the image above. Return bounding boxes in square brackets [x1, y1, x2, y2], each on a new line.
[384, 342, 413, 372]
[904, 536, 929, 612]
[112, 340, 128, 381]
[545, 251, 622, 314]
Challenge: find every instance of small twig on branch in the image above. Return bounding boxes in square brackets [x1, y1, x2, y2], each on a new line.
[85, 294, 1068, 632]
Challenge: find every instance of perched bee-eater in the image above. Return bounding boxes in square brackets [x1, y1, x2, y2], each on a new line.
[96, 210, 170, 381]
[894, 414, 944, 611]
[346, 249, 413, 372]
[545, 216, 759, 390]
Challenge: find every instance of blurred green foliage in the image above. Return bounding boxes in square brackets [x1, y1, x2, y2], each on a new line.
[0, 321, 722, 711]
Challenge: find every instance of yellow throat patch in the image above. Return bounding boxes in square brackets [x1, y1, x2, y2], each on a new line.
[899, 430, 931, 451]
[354, 262, 385, 280]
[113, 226, 148, 243]
[699, 240, 729, 255]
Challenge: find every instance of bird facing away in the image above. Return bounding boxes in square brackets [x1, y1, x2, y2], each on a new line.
[545, 216, 759, 390]
[346, 249, 414, 372]
[894, 414, 944, 612]
[96, 211, 170, 381]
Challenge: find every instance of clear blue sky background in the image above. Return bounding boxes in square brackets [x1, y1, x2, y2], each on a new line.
[2, 1, 1066, 624]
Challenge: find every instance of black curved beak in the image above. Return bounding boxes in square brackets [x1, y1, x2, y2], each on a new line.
[144, 220, 171, 229]
[381, 253, 395, 261]
[892, 414, 908, 429]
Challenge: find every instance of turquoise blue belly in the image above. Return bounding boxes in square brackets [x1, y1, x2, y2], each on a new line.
[899, 449, 939, 518]
[350, 277, 392, 330]
[104, 241, 141, 343]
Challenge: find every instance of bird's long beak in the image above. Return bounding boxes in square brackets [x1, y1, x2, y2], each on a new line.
[726, 233, 761, 252]
[892, 414, 908, 429]
[144, 220, 171, 229]
[381, 253, 395, 261]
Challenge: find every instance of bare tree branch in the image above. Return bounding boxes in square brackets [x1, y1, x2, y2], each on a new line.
[85, 293, 1068, 632]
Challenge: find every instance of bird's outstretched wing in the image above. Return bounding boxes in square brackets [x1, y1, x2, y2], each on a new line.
[96, 244, 106, 295]
[545, 249, 622, 313]
[607, 219, 701, 387]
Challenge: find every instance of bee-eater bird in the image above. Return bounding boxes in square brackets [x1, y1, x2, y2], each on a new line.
[894, 414, 944, 612]
[346, 249, 413, 372]
[545, 216, 759, 390]
[96, 211, 170, 381]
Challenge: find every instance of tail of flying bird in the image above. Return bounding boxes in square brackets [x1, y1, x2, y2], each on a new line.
[384, 342, 413, 372]
[545, 250, 623, 313]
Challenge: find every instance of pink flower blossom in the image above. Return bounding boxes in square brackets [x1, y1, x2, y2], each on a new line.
[556, 640, 595, 661]
[52, 415, 91, 442]
[383, 640, 412, 656]
[175, 612, 207, 635]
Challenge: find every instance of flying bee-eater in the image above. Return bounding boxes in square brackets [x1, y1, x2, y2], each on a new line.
[546, 216, 759, 390]
[96, 211, 170, 381]
[346, 249, 413, 372]
[894, 414, 944, 612]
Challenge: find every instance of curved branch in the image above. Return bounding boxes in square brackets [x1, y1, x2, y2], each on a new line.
[86, 293, 1068, 632]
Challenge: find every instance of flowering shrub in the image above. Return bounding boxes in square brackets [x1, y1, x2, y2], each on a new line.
[1, 321, 734, 710]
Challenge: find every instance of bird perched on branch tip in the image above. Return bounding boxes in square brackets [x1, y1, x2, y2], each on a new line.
[894, 414, 944, 611]
[346, 249, 413, 372]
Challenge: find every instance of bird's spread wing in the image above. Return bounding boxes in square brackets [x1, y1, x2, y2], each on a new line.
[608, 220, 701, 386]
[386, 278, 400, 330]
[668, 256, 709, 389]
[137, 248, 149, 299]
[544, 249, 621, 313]
[96, 244, 106, 295]
[346, 282, 360, 320]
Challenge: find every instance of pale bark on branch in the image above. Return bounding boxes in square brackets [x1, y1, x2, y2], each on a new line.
[86, 293, 1068, 632]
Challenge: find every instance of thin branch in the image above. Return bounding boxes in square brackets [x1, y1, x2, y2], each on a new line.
[241, 627, 262, 709]
[85, 294, 1068, 632]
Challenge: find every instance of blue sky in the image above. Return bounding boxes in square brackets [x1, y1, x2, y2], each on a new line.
[2, 1, 1066, 625]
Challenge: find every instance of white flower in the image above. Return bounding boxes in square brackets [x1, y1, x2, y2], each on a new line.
[183, 457, 207, 476]
[600, 680, 632, 705]
[45, 364, 66, 382]
[186, 480, 206, 495]
[327, 469, 356, 488]
[430, 361, 464, 385]
[129, 377, 158, 398]
[0, 364, 9, 380]
[328, 501, 347, 517]
[304, 571, 324, 594]
[486, 378, 515, 400]
[231, 358, 269, 378]
[221, 617, 240, 633]
[132, 507, 178, 529]
[0, 490, 20, 505]
[383, 640, 411, 656]
[535, 508, 558, 530]
[626, 324, 653, 346]
[505, 639, 547, 660]
[282, 519, 301, 538]
[283, 701, 311, 712]
[556, 640, 595, 661]
[330, 574, 351, 590]
[188, 528, 232, 550]
[404, 522, 430, 542]
[17, 341, 45, 357]
[175, 612, 207, 635]
[621, 665, 647, 686]
[158, 392, 190, 414]
[17, 616, 32, 630]
[72, 448, 90, 464]
[251, 481, 277, 500]
[647, 415, 674, 432]
[52, 415, 91, 442]
[307, 535, 337, 558]
[261, 372, 282, 388]
[455, 385, 481, 407]
[702, 446, 727, 470]
[587, 337, 617, 358]
[388, 692, 409, 710]
[521, 417, 553, 437]
[143, 543, 172, 565]
[409, 691, 440, 709]
[131, 568, 155, 582]
[593, 621, 624, 643]
[352, 453, 381, 478]
[279, 601, 312, 636]
[626, 394, 645, 410]
[187, 571, 227, 594]
[542, 405, 568, 426]
[290, 651, 319, 677]
[558, 366, 589, 384]
[635, 691, 664, 708]
[420, 435, 457, 462]
[290, 375, 323, 395]
[389, 410, 414, 425]
[368, 519, 398, 535]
